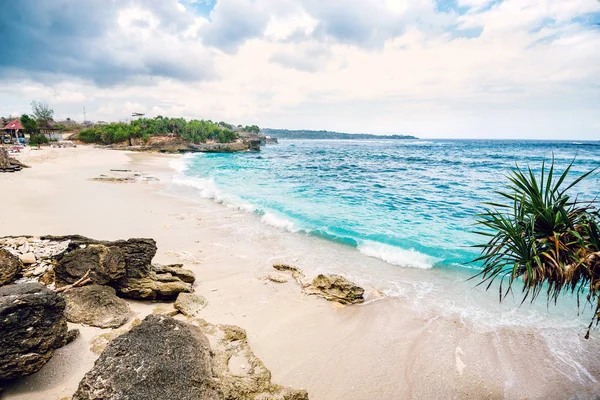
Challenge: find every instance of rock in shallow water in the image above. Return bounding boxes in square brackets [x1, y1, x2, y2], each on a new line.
[0, 248, 22, 286]
[0, 283, 70, 381]
[62, 285, 131, 328]
[306, 274, 365, 305]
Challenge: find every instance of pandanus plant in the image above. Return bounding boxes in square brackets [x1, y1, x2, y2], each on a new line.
[473, 159, 600, 338]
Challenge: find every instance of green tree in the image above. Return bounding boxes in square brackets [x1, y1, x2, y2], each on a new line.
[244, 125, 260, 134]
[31, 100, 54, 129]
[473, 160, 600, 338]
[20, 114, 38, 135]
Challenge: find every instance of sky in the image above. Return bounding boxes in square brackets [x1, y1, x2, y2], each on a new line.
[0, 0, 599, 139]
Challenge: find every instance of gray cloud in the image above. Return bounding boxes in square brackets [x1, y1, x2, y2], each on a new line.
[0, 0, 213, 86]
[270, 45, 331, 72]
[302, 0, 404, 47]
[199, 0, 270, 53]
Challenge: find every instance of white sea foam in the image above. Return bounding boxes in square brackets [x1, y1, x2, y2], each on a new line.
[171, 175, 257, 213]
[260, 212, 300, 233]
[357, 241, 438, 269]
[169, 153, 194, 174]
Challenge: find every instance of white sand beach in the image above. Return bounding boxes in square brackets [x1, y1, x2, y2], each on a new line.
[2, 146, 599, 400]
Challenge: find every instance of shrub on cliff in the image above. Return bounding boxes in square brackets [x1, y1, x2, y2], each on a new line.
[77, 117, 240, 145]
[78, 128, 102, 143]
[473, 160, 600, 337]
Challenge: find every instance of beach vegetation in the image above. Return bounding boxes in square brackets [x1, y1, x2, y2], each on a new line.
[473, 159, 600, 337]
[28, 133, 49, 146]
[77, 117, 240, 145]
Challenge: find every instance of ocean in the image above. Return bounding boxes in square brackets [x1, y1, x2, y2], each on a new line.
[171, 139, 600, 272]
[167, 139, 600, 388]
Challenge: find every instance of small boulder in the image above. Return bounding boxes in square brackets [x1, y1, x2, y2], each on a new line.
[19, 252, 36, 265]
[73, 315, 219, 400]
[0, 283, 70, 381]
[0, 248, 22, 286]
[115, 264, 194, 301]
[306, 274, 365, 305]
[55, 245, 126, 285]
[174, 293, 208, 317]
[62, 285, 131, 329]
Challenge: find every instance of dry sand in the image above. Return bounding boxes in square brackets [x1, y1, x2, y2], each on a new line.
[1, 146, 599, 399]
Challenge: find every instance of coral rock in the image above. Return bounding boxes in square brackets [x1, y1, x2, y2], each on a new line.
[62, 285, 131, 328]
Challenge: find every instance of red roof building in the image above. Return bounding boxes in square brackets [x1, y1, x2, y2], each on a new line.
[1, 119, 25, 144]
[2, 119, 24, 131]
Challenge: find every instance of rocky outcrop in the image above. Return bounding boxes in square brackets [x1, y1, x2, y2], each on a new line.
[305, 274, 364, 305]
[196, 319, 309, 400]
[62, 285, 131, 328]
[50, 236, 157, 280]
[123, 139, 252, 154]
[0, 283, 72, 381]
[0, 248, 22, 286]
[75, 315, 309, 400]
[272, 264, 364, 305]
[174, 293, 208, 317]
[74, 315, 219, 400]
[55, 245, 126, 285]
[49, 236, 194, 300]
[0, 147, 29, 172]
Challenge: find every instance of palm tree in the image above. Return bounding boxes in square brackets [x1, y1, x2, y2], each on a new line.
[473, 159, 600, 338]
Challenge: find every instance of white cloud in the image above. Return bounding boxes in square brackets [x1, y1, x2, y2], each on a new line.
[1, 0, 599, 139]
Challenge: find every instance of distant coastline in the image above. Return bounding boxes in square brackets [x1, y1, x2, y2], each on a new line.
[262, 128, 417, 140]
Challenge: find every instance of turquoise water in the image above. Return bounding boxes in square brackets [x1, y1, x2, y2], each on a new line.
[172, 139, 600, 272]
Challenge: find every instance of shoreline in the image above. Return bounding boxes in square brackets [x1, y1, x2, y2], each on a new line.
[2, 146, 600, 399]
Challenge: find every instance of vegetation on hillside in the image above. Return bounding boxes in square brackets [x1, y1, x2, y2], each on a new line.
[473, 160, 600, 338]
[262, 128, 417, 140]
[78, 117, 240, 145]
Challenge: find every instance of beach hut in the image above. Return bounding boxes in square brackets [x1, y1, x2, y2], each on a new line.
[1, 119, 25, 144]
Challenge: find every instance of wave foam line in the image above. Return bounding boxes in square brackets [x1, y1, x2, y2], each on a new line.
[171, 175, 257, 213]
[357, 241, 438, 269]
[169, 153, 195, 174]
[260, 212, 300, 233]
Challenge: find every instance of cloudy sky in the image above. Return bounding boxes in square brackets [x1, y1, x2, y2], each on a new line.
[0, 0, 599, 139]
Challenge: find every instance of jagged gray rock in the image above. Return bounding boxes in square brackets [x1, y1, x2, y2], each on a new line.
[73, 315, 219, 400]
[74, 315, 309, 400]
[49, 236, 195, 300]
[0, 283, 70, 381]
[0, 248, 22, 286]
[62, 285, 131, 328]
[49, 236, 158, 280]
[55, 244, 126, 285]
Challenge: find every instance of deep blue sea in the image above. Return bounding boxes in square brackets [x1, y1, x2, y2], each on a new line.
[172, 139, 600, 272]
